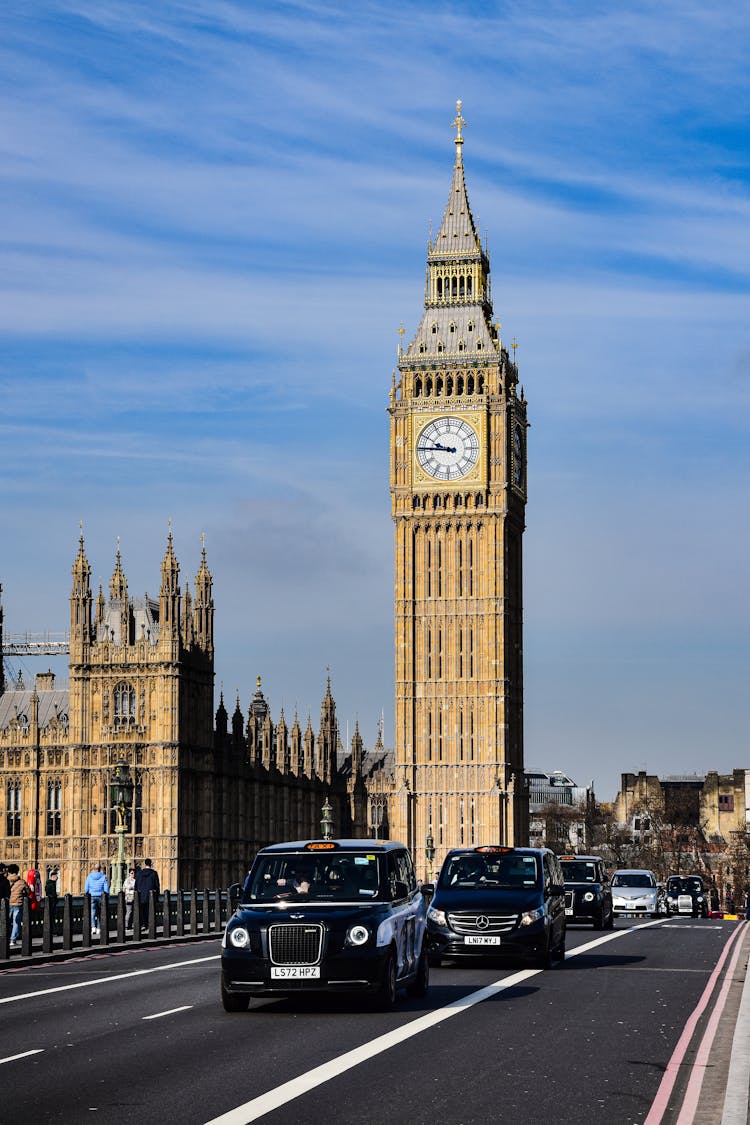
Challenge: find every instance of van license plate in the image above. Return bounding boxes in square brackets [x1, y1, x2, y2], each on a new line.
[271, 966, 320, 979]
[464, 935, 501, 945]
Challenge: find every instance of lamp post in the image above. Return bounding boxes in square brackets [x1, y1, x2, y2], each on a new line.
[425, 832, 436, 883]
[109, 759, 134, 895]
[321, 797, 334, 841]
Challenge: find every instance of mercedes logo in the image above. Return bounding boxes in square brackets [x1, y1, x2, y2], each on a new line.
[476, 915, 490, 930]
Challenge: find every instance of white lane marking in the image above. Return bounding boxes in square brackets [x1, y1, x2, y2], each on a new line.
[143, 1005, 193, 1020]
[205, 920, 665, 1125]
[0, 954, 219, 1005]
[0, 1049, 44, 1065]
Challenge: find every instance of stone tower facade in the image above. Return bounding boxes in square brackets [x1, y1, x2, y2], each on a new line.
[388, 103, 529, 872]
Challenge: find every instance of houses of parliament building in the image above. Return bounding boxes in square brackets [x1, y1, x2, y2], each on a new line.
[0, 104, 529, 891]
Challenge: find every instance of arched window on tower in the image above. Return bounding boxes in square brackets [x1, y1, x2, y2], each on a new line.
[467, 374, 475, 395]
[436, 277, 442, 298]
[426, 376, 433, 395]
[46, 779, 61, 836]
[415, 376, 423, 396]
[452, 275, 457, 298]
[113, 682, 136, 727]
[457, 375, 464, 395]
[478, 374, 484, 393]
[446, 375, 454, 396]
[6, 780, 21, 837]
[467, 275, 473, 296]
[459, 275, 465, 297]
[436, 376, 443, 396]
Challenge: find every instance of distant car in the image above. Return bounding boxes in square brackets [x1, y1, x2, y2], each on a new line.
[559, 855, 614, 929]
[221, 838, 428, 1011]
[611, 869, 661, 918]
[426, 845, 566, 969]
[666, 874, 709, 918]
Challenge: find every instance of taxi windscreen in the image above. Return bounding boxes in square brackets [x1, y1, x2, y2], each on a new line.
[246, 852, 382, 902]
[560, 861, 598, 883]
[438, 853, 540, 890]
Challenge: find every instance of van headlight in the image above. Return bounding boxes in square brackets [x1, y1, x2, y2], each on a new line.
[346, 924, 370, 946]
[229, 927, 250, 949]
[428, 905, 447, 927]
[520, 907, 545, 926]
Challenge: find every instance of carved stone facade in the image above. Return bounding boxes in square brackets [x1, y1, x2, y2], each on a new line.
[0, 535, 367, 892]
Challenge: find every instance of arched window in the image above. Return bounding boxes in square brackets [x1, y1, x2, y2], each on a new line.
[452, 275, 457, 297]
[436, 376, 443, 395]
[437, 342, 444, 354]
[459, 275, 465, 297]
[449, 321, 456, 334]
[478, 374, 484, 393]
[458, 340, 465, 352]
[446, 375, 454, 396]
[431, 322, 438, 335]
[467, 320, 474, 333]
[46, 779, 62, 836]
[415, 376, 423, 397]
[6, 780, 21, 837]
[467, 276, 473, 296]
[114, 682, 136, 726]
[467, 375, 475, 395]
[457, 375, 464, 395]
[436, 277, 442, 298]
[426, 376, 433, 396]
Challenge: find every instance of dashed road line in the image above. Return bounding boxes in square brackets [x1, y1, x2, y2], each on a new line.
[143, 1005, 193, 1020]
[0, 1049, 44, 1065]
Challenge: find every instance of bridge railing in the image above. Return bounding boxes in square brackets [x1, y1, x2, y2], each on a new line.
[0, 889, 233, 960]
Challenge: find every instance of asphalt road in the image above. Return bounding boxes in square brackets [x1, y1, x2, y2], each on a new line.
[0, 917, 739, 1125]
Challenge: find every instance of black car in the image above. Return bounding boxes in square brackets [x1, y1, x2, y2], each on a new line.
[425, 845, 566, 969]
[559, 854, 614, 930]
[221, 839, 428, 1011]
[665, 874, 709, 918]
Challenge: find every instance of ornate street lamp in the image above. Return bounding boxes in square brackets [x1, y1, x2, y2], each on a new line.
[109, 759, 134, 895]
[425, 832, 436, 883]
[321, 797, 334, 841]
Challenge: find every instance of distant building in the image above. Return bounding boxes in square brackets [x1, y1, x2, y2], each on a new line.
[526, 768, 594, 852]
[613, 769, 750, 846]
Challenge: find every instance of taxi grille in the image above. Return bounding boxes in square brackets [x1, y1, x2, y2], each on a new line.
[269, 923, 323, 965]
[564, 891, 574, 910]
[448, 911, 517, 935]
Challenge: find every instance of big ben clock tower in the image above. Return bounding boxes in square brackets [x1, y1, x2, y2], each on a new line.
[389, 103, 529, 870]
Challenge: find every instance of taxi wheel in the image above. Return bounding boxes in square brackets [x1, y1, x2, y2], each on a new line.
[606, 907, 615, 929]
[376, 949, 398, 1010]
[407, 945, 429, 998]
[593, 907, 604, 930]
[221, 980, 250, 1013]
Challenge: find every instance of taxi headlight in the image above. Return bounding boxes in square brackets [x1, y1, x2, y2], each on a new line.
[347, 924, 370, 946]
[520, 907, 545, 926]
[697, 896, 704, 903]
[428, 905, 447, 927]
[583, 892, 595, 902]
[229, 927, 250, 949]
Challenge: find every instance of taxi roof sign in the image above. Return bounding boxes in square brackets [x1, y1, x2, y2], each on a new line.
[475, 845, 513, 854]
[306, 841, 338, 851]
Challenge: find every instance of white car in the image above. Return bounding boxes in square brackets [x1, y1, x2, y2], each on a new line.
[611, 869, 661, 918]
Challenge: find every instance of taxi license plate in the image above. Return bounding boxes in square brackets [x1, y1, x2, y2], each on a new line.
[565, 908, 573, 916]
[464, 935, 501, 946]
[270, 966, 320, 979]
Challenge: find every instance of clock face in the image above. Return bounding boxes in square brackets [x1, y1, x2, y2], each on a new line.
[416, 417, 480, 481]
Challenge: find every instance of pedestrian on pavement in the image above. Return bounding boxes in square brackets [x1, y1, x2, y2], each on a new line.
[726, 885, 736, 915]
[135, 858, 160, 932]
[123, 867, 136, 930]
[744, 888, 750, 921]
[0, 864, 10, 903]
[44, 869, 59, 926]
[7, 864, 29, 945]
[710, 885, 720, 914]
[84, 862, 109, 936]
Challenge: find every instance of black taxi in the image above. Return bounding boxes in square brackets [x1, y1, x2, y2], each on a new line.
[221, 839, 428, 1011]
[425, 845, 566, 969]
[559, 854, 614, 929]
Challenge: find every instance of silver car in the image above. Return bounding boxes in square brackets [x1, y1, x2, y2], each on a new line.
[611, 869, 662, 918]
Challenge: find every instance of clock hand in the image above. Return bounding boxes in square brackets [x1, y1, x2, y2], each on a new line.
[418, 442, 457, 454]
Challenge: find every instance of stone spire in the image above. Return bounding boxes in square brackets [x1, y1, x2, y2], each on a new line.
[70, 526, 92, 650]
[193, 535, 214, 655]
[159, 525, 181, 639]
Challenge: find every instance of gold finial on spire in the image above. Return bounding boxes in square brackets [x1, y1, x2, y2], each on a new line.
[512, 337, 519, 368]
[452, 99, 466, 143]
[398, 322, 405, 356]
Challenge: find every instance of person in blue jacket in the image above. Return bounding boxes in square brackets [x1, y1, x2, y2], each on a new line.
[84, 863, 109, 936]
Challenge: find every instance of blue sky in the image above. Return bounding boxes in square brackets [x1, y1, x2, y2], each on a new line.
[1, 1, 748, 800]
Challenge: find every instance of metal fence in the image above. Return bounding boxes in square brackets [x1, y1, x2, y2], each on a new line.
[0, 888, 234, 961]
